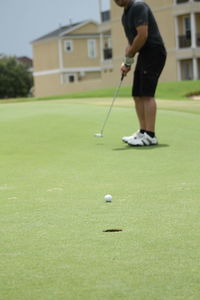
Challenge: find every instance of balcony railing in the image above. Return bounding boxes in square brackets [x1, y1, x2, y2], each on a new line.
[179, 35, 191, 47]
[176, 0, 200, 3]
[178, 33, 200, 48]
[197, 34, 200, 46]
[103, 48, 112, 60]
[176, 0, 188, 3]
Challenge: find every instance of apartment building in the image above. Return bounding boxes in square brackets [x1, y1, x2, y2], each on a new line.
[109, 0, 200, 83]
[32, 20, 113, 97]
[32, 0, 200, 97]
[173, 0, 200, 80]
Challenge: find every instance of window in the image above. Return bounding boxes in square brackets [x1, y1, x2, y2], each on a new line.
[184, 16, 191, 39]
[63, 73, 76, 84]
[64, 40, 73, 52]
[87, 40, 96, 58]
[101, 10, 110, 22]
[68, 75, 75, 83]
[181, 59, 193, 80]
[103, 37, 112, 60]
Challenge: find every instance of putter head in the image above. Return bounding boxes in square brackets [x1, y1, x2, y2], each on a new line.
[94, 133, 103, 137]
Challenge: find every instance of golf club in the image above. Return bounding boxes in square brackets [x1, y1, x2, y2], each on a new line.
[94, 74, 124, 137]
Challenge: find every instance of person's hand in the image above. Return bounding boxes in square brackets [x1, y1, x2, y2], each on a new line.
[121, 63, 131, 77]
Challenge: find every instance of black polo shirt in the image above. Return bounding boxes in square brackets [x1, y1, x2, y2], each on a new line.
[122, 0, 165, 52]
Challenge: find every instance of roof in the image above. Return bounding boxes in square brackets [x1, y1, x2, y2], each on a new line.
[31, 20, 98, 43]
[17, 56, 33, 67]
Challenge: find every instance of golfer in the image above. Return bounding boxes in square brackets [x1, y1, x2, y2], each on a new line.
[113, 0, 166, 146]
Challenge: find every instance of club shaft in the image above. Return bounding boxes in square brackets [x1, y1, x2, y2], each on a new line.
[100, 76, 123, 135]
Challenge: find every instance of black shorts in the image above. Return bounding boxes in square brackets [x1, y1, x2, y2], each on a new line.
[132, 46, 167, 97]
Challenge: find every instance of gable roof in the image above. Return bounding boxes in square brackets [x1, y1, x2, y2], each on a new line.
[17, 56, 33, 67]
[31, 20, 98, 43]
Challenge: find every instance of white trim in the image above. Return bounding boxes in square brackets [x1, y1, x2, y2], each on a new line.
[193, 57, 198, 79]
[174, 16, 179, 50]
[58, 39, 64, 84]
[63, 66, 101, 72]
[177, 60, 181, 80]
[99, 33, 104, 63]
[34, 66, 101, 77]
[34, 69, 61, 76]
[63, 34, 100, 39]
[190, 12, 196, 48]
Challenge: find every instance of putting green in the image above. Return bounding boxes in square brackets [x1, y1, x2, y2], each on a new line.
[0, 99, 200, 300]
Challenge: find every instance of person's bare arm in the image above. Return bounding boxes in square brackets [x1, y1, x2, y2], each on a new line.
[121, 25, 148, 76]
[126, 25, 148, 57]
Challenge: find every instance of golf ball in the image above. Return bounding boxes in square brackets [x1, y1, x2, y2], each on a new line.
[104, 194, 112, 202]
[94, 133, 103, 137]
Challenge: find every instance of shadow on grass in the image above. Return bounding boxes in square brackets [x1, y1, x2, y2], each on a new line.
[113, 144, 170, 151]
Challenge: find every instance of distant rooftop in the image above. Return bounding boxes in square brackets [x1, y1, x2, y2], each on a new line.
[17, 56, 33, 67]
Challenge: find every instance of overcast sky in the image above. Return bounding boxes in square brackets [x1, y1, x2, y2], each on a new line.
[0, 0, 110, 58]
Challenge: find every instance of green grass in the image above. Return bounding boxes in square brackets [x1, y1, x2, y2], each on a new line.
[35, 80, 200, 101]
[0, 80, 199, 103]
[0, 99, 200, 299]
[156, 80, 200, 100]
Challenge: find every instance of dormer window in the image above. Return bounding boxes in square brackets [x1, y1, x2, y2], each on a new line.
[64, 40, 73, 52]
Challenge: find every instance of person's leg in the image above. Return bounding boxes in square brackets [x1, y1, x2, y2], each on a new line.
[121, 96, 145, 143]
[134, 96, 146, 130]
[143, 97, 157, 133]
[122, 95, 146, 144]
[133, 46, 166, 135]
[121, 67, 145, 143]
[127, 96, 158, 146]
[122, 95, 157, 144]
[123, 47, 166, 145]
[134, 96, 157, 133]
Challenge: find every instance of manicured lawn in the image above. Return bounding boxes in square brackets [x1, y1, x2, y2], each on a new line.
[34, 80, 200, 101]
[0, 99, 200, 299]
[1, 80, 199, 103]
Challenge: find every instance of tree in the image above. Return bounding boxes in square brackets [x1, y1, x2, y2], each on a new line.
[0, 56, 33, 99]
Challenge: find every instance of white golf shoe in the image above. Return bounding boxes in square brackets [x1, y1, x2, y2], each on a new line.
[122, 130, 144, 143]
[128, 132, 158, 146]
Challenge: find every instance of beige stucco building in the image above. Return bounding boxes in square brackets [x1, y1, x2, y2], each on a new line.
[32, 0, 200, 97]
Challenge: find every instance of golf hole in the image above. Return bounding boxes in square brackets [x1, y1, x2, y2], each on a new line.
[103, 229, 123, 232]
